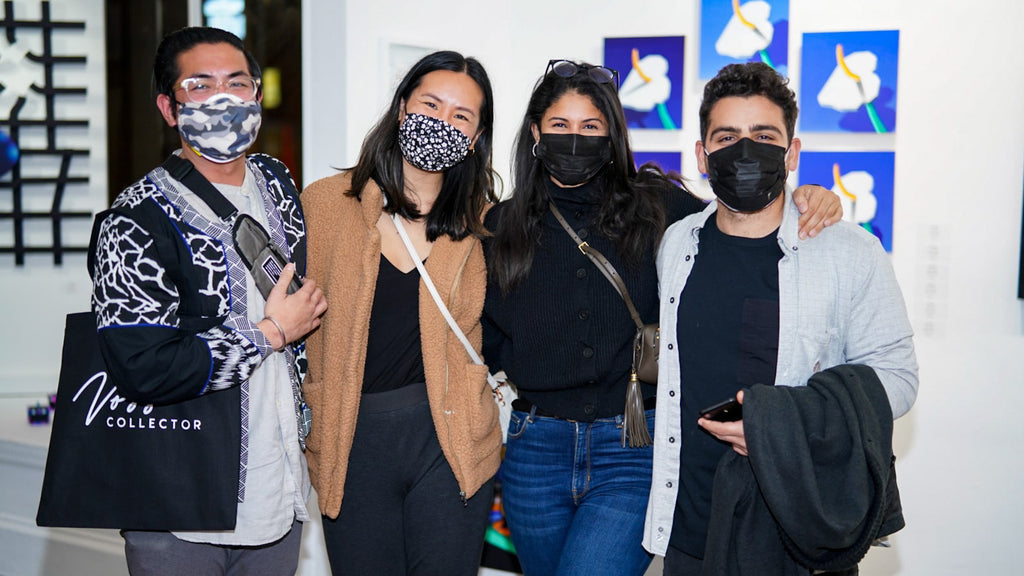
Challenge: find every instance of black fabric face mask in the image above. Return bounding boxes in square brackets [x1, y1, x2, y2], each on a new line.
[705, 138, 788, 213]
[534, 133, 613, 187]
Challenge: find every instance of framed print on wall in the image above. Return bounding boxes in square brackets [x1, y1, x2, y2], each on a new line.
[604, 36, 685, 130]
[799, 151, 896, 252]
[800, 30, 899, 133]
[700, 0, 790, 78]
[633, 151, 682, 174]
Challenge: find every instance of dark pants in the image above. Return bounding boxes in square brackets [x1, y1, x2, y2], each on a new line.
[321, 383, 494, 576]
[122, 518, 302, 576]
[663, 546, 859, 576]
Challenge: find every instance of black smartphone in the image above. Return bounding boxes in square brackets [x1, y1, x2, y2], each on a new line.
[699, 397, 742, 422]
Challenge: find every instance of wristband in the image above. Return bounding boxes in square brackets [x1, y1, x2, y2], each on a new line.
[264, 315, 288, 351]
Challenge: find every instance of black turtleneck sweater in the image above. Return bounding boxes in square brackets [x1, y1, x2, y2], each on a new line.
[482, 177, 706, 421]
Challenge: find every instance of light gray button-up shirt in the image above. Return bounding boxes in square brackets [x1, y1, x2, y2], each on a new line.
[643, 192, 918, 556]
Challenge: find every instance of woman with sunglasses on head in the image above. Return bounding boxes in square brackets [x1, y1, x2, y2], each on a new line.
[481, 60, 841, 576]
[300, 51, 503, 575]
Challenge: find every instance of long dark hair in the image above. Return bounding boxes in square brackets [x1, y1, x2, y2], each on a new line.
[346, 50, 498, 241]
[490, 61, 677, 293]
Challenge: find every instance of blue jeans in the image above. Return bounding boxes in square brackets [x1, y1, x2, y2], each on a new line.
[501, 408, 656, 576]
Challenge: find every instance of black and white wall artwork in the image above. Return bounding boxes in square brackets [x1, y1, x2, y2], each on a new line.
[0, 0, 90, 265]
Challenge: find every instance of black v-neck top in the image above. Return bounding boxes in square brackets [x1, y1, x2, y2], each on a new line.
[362, 255, 426, 393]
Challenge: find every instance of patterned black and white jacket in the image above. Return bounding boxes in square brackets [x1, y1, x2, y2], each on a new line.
[90, 153, 307, 407]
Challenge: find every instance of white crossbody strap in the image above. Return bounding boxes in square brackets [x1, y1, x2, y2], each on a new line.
[391, 214, 501, 392]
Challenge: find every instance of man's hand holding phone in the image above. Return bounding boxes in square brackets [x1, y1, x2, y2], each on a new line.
[699, 396, 742, 422]
[698, 390, 748, 456]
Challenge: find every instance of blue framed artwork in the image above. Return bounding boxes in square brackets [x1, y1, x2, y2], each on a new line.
[634, 151, 682, 174]
[799, 151, 895, 251]
[700, 0, 789, 79]
[604, 36, 684, 130]
[800, 30, 899, 133]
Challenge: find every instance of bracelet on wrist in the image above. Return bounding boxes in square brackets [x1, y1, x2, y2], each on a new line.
[264, 315, 288, 351]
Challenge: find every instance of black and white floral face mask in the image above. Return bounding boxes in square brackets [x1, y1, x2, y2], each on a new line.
[398, 113, 473, 172]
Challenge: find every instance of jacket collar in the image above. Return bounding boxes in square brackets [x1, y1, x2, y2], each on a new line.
[687, 188, 800, 253]
[687, 198, 717, 244]
[776, 188, 802, 254]
[351, 174, 470, 277]
[356, 175, 385, 230]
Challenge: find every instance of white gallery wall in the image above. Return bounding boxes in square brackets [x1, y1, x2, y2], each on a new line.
[0, 0, 1020, 574]
[0, 0, 107, 394]
[0, 3, 113, 574]
[302, 0, 1024, 574]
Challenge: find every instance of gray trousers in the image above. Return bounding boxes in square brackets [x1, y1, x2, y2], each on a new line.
[122, 518, 302, 576]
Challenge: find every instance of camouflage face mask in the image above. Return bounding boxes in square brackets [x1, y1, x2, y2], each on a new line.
[177, 93, 262, 164]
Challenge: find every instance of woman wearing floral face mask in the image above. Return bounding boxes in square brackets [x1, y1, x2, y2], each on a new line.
[301, 51, 502, 575]
[481, 60, 842, 576]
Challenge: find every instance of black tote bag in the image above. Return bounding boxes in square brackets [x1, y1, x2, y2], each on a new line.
[36, 311, 241, 530]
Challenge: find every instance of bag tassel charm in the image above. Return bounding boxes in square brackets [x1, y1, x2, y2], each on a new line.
[622, 369, 652, 448]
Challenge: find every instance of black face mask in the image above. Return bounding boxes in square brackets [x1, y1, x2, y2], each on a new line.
[534, 133, 612, 187]
[705, 138, 788, 213]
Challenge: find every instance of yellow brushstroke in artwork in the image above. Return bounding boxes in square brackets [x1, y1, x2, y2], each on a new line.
[631, 48, 651, 83]
[833, 163, 857, 201]
[835, 44, 861, 82]
[732, 0, 757, 30]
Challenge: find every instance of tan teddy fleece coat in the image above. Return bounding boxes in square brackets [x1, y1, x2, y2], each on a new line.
[301, 172, 502, 518]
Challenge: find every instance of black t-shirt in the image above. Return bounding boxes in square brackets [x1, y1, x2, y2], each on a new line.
[670, 216, 782, 557]
[362, 255, 426, 393]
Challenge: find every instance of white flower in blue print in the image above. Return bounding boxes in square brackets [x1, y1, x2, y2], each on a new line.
[619, 54, 671, 113]
[832, 169, 877, 224]
[818, 50, 882, 111]
[715, 0, 774, 59]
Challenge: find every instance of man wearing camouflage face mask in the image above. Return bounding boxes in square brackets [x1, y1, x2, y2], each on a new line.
[91, 27, 327, 575]
[645, 63, 918, 576]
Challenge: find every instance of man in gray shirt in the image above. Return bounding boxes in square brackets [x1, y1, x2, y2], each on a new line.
[643, 62, 917, 576]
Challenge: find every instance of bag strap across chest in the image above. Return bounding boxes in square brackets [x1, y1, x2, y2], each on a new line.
[548, 202, 644, 331]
